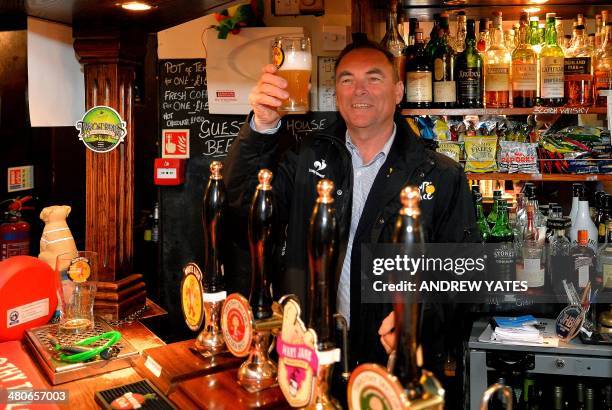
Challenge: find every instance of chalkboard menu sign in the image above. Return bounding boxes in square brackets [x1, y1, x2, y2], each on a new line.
[158, 59, 338, 332]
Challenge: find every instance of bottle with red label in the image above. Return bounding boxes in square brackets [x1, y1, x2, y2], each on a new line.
[0, 197, 33, 261]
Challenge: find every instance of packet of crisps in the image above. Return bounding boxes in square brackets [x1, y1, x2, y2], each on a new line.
[437, 141, 463, 163]
[464, 136, 498, 173]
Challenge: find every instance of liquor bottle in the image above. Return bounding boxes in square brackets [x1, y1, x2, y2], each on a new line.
[596, 193, 611, 243]
[477, 18, 490, 52]
[563, 35, 573, 53]
[487, 190, 503, 228]
[381, 0, 406, 92]
[454, 11, 467, 53]
[307, 179, 338, 350]
[569, 183, 585, 225]
[529, 16, 543, 104]
[248, 169, 276, 319]
[596, 14, 604, 50]
[585, 386, 595, 410]
[391, 186, 424, 396]
[485, 11, 511, 108]
[601, 384, 612, 410]
[540, 13, 565, 107]
[552, 385, 567, 410]
[404, 18, 419, 61]
[594, 23, 612, 107]
[575, 382, 586, 410]
[456, 19, 484, 108]
[513, 12, 538, 107]
[202, 161, 226, 293]
[404, 28, 432, 108]
[588, 33, 596, 54]
[564, 25, 594, 107]
[526, 383, 541, 410]
[432, 13, 457, 108]
[425, 14, 441, 60]
[547, 217, 572, 293]
[555, 17, 565, 49]
[570, 194, 598, 251]
[520, 184, 547, 243]
[475, 191, 491, 243]
[571, 230, 595, 290]
[151, 202, 160, 243]
[517, 205, 545, 290]
[490, 201, 515, 282]
[471, 184, 481, 209]
[597, 221, 612, 289]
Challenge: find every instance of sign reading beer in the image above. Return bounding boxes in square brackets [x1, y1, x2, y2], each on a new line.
[180, 263, 204, 332]
[220, 293, 253, 357]
[277, 299, 317, 407]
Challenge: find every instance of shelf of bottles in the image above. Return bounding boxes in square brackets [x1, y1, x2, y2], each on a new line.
[467, 172, 612, 181]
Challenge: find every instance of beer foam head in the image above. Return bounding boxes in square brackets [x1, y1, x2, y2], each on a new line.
[278, 50, 312, 71]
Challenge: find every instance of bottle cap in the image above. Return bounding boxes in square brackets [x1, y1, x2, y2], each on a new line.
[493, 190, 502, 199]
[552, 205, 563, 215]
[209, 161, 223, 180]
[471, 184, 480, 193]
[576, 24, 585, 31]
[257, 169, 273, 191]
[572, 183, 585, 196]
[577, 230, 589, 245]
[474, 191, 483, 203]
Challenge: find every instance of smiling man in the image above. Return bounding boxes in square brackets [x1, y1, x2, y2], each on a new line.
[224, 40, 479, 401]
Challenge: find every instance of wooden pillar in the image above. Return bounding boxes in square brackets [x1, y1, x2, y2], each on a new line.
[73, 30, 145, 282]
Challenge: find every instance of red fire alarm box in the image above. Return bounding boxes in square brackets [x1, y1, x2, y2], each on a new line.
[154, 158, 185, 185]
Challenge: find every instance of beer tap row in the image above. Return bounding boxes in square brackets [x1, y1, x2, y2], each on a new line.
[179, 161, 445, 409]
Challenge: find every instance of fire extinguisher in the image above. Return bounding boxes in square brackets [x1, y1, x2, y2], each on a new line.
[0, 196, 34, 261]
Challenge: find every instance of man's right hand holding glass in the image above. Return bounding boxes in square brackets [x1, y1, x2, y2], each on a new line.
[249, 64, 289, 132]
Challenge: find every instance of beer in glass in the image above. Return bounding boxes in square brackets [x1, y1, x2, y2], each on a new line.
[272, 35, 312, 114]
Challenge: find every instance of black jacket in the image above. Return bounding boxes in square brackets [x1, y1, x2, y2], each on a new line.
[224, 111, 479, 376]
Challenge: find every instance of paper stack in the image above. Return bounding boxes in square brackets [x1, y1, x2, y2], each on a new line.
[490, 315, 544, 344]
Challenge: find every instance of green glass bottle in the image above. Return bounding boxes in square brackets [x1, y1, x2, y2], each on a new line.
[540, 12, 565, 106]
[475, 192, 491, 243]
[487, 190, 503, 228]
[491, 201, 514, 243]
[456, 18, 483, 107]
[432, 13, 456, 108]
[425, 13, 440, 60]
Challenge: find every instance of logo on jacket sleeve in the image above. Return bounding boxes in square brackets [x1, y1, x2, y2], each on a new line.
[308, 159, 327, 178]
[419, 181, 435, 200]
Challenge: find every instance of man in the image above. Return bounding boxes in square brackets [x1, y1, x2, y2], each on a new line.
[224, 40, 478, 394]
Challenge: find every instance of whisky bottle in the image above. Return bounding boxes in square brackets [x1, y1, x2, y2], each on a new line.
[512, 12, 538, 107]
[485, 11, 512, 108]
[405, 28, 432, 108]
[432, 13, 457, 108]
[381, 0, 406, 92]
[540, 13, 565, 107]
[564, 25, 594, 106]
[594, 23, 612, 107]
[456, 18, 483, 107]
[477, 18, 490, 52]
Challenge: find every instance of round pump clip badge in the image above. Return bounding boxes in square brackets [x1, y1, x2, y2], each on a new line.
[221, 293, 253, 357]
[180, 263, 204, 332]
[555, 304, 585, 342]
[68, 257, 91, 283]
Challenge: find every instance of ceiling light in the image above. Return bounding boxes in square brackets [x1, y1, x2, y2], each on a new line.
[531, 0, 548, 4]
[120, 2, 152, 11]
[524, 7, 541, 13]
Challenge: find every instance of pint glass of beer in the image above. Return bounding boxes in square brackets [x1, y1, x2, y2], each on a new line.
[272, 35, 312, 114]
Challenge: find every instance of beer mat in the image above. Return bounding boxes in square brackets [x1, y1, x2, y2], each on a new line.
[478, 323, 559, 347]
[94, 379, 176, 410]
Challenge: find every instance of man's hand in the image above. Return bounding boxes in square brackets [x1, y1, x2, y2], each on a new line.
[249, 64, 288, 132]
[378, 311, 396, 354]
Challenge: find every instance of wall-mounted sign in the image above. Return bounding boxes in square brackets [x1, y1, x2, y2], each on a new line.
[75, 106, 126, 153]
[162, 129, 190, 158]
[7, 166, 34, 193]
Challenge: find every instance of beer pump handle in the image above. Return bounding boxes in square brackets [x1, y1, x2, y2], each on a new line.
[479, 384, 513, 410]
[334, 313, 350, 382]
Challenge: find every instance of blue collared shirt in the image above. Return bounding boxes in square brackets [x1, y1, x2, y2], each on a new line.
[337, 125, 396, 326]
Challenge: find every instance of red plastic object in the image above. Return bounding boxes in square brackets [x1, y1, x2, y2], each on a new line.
[154, 158, 185, 185]
[0, 256, 58, 342]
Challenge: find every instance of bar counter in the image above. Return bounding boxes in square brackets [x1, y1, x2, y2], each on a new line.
[14, 299, 288, 409]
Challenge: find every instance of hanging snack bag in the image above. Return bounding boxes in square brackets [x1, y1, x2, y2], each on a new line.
[464, 136, 498, 173]
[498, 141, 539, 174]
[437, 141, 463, 163]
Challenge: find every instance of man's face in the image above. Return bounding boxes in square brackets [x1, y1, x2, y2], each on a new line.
[335, 48, 403, 134]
